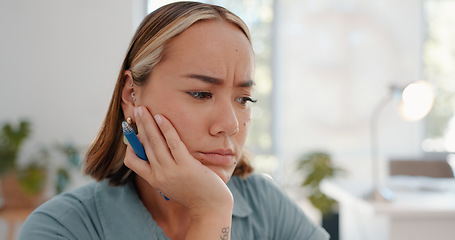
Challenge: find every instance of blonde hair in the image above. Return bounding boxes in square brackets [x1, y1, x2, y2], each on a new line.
[84, 1, 254, 185]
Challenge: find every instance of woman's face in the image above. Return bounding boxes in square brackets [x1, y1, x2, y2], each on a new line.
[135, 20, 255, 183]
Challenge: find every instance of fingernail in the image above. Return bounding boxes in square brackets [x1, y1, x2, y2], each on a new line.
[154, 115, 162, 125]
[134, 107, 143, 117]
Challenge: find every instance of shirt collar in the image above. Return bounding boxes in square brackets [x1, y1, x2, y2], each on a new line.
[95, 180, 169, 240]
[228, 176, 253, 218]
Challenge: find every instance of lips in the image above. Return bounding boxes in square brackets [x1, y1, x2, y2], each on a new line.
[197, 149, 236, 165]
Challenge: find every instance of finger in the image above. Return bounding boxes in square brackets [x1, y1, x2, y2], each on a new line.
[123, 144, 153, 180]
[154, 114, 191, 165]
[134, 106, 160, 166]
[135, 106, 175, 166]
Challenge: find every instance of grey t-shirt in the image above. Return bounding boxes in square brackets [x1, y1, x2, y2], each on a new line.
[19, 174, 329, 239]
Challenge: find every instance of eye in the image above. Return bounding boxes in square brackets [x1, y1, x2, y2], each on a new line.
[186, 91, 213, 100]
[235, 97, 257, 106]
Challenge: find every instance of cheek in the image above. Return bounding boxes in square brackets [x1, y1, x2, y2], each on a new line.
[237, 110, 252, 141]
[241, 108, 252, 126]
[142, 93, 202, 140]
[163, 105, 206, 145]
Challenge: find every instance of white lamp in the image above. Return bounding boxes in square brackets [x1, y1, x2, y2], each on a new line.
[399, 81, 435, 121]
[368, 81, 434, 201]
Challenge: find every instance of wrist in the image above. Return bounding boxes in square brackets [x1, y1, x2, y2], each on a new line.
[186, 207, 233, 240]
[187, 183, 234, 219]
[188, 196, 234, 220]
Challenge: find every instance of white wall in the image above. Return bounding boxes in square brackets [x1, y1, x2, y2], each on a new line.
[0, 1, 146, 239]
[0, 0, 146, 163]
[274, 0, 426, 185]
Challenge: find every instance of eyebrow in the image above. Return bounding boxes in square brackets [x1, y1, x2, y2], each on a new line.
[184, 74, 255, 88]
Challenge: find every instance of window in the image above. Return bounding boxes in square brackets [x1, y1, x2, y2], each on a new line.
[147, 1, 276, 174]
[422, 0, 455, 153]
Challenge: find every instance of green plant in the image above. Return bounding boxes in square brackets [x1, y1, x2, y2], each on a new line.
[297, 151, 344, 216]
[54, 143, 82, 194]
[17, 148, 49, 195]
[18, 162, 47, 195]
[0, 120, 32, 176]
[1, 120, 83, 200]
[0, 120, 48, 197]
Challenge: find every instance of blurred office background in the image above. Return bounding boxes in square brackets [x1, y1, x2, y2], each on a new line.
[1, 0, 454, 239]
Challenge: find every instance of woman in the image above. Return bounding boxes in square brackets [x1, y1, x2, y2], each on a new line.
[19, 2, 329, 239]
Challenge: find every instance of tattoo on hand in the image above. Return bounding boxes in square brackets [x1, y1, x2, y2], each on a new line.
[220, 227, 230, 240]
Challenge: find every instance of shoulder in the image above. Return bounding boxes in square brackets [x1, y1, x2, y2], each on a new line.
[34, 180, 101, 218]
[228, 173, 330, 240]
[18, 181, 112, 240]
[19, 180, 161, 240]
[30, 181, 99, 221]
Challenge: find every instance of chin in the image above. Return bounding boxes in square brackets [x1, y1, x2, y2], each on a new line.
[208, 166, 235, 184]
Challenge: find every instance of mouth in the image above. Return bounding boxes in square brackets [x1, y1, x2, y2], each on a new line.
[196, 149, 236, 166]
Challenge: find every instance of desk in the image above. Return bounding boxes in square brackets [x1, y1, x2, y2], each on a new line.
[0, 207, 34, 240]
[321, 177, 455, 240]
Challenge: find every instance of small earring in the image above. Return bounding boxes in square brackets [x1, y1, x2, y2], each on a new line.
[131, 92, 136, 101]
[130, 81, 134, 87]
[126, 117, 132, 125]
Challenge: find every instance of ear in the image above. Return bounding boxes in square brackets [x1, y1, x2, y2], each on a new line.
[121, 70, 136, 121]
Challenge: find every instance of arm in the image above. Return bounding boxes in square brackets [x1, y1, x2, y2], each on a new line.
[186, 209, 233, 240]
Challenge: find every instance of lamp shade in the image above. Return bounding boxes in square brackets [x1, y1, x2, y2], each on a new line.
[398, 81, 434, 122]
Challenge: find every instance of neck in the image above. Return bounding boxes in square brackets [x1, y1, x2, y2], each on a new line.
[134, 176, 191, 240]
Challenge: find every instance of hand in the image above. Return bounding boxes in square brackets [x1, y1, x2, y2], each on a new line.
[123, 106, 233, 218]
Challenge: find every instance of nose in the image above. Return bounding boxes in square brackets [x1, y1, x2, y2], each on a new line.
[209, 101, 239, 136]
